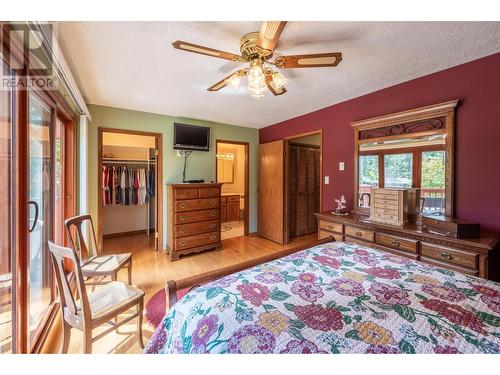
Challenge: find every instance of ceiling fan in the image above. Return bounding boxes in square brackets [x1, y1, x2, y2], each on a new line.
[172, 21, 342, 98]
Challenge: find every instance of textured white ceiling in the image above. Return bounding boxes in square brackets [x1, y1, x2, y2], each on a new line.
[55, 21, 500, 128]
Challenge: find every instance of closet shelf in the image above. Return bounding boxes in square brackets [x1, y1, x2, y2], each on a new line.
[103, 158, 156, 164]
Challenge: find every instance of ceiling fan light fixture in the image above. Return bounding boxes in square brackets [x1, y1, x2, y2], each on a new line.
[247, 79, 266, 99]
[271, 71, 289, 90]
[247, 60, 266, 98]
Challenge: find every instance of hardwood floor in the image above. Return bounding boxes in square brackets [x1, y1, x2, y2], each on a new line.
[64, 232, 317, 353]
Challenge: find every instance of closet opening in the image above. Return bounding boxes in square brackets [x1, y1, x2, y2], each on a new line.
[284, 131, 322, 243]
[215, 140, 249, 240]
[97, 129, 163, 252]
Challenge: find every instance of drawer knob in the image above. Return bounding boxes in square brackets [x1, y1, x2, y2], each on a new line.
[209, 224, 216, 229]
[390, 240, 400, 247]
[180, 216, 187, 221]
[209, 212, 216, 217]
[180, 228, 186, 233]
[355, 231, 363, 237]
[181, 240, 187, 246]
[440, 252, 452, 261]
[210, 200, 216, 206]
[328, 225, 334, 230]
[445, 231, 452, 237]
[180, 203, 187, 208]
[210, 235, 216, 240]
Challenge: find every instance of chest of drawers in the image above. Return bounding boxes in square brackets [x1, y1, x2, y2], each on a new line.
[167, 183, 222, 261]
[315, 212, 500, 281]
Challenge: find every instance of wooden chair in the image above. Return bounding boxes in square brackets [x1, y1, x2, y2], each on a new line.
[65, 214, 132, 285]
[48, 241, 144, 353]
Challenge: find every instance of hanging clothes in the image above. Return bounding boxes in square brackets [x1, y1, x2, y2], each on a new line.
[134, 168, 139, 205]
[148, 166, 155, 197]
[138, 168, 147, 205]
[115, 166, 122, 205]
[124, 167, 130, 206]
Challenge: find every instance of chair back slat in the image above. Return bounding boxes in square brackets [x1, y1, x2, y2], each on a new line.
[48, 241, 91, 319]
[65, 214, 99, 261]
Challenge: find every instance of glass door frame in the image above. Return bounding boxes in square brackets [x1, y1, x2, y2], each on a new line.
[2, 22, 77, 352]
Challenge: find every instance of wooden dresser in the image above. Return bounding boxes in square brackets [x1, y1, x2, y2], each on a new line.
[315, 212, 500, 281]
[221, 194, 240, 222]
[167, 183, 222, 261]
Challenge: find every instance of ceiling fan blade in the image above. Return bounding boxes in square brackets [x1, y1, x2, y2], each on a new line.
[172, 40, 244, 62]
[274, 52, 342, 68]
[207, 70, 246, 92]
[256, 21, 287, 52]
[265, 74, 287, 96]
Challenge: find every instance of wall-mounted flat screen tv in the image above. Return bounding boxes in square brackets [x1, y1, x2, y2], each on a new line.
[173, 123, 210, 151]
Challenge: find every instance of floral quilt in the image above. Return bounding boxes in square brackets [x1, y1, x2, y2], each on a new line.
[145, 241, 500, 354]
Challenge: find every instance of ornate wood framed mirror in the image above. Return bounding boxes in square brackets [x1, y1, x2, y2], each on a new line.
[351, 100, 458, 218]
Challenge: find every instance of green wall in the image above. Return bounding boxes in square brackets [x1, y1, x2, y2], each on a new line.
[87, 104, 259, 248]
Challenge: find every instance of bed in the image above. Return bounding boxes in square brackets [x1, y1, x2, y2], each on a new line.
[145, 240, 500, 354]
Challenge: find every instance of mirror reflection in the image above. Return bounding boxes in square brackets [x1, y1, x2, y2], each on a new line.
[357, 134, 446, 215]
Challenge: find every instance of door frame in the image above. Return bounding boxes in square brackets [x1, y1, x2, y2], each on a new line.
[97, 128, 164, 251]
[215, 139, 250, 236]
[283, 130, 323, 244]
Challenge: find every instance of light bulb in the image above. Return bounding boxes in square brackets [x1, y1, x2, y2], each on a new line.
[225, 73, 241, 89]
[247, 60, 266, 99]
[272, 71, 288, 90]
[247, 63, 265, 84]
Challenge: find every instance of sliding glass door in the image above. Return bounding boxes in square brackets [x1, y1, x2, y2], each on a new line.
[28, 92, 54, 343]
[0, 60, 14, 354]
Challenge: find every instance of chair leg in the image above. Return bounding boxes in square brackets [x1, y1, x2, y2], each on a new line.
[61, 320, 71, 354]
[83, 328, 92, 354]
[136, 299, 144, 349]
[127, 261, 132, 285]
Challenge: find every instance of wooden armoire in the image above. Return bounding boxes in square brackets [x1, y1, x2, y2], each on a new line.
[288, 143, 321, 237]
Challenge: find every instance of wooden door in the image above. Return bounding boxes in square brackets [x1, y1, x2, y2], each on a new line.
[306, 148, 320, 233]
[296, 146, 307, 236]
[258, 140, 284, 244]
[288, 146, 297, 238]
[288, 144, 320, 238]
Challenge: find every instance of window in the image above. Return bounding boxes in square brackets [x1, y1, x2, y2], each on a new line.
[358, 145, 445, 211]
[359, 155, 379, 207]
[384, 153, 413, 188]
[421, 150, 446, 214]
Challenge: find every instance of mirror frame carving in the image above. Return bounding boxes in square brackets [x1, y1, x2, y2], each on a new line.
[351, 100, 458, 217]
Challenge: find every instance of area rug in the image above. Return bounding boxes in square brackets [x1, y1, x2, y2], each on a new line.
[144, 287, 190, 328]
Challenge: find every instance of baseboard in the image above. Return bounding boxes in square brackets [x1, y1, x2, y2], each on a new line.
[103, 229, 150, 239]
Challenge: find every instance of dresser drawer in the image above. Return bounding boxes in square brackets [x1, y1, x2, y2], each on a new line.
[420, 257, 479, 277]
[372, 212, 399, 222]
[175, 220, 219, 238]
[175, 231, 220, 250]
[319, 230, 343, 242]
[319, 220, 343, 234]
[175, 209, 219, 224]
[420, 242, 478, 269]
[175, 198, 219, 212]
[199, 188, 220, 198]
[376, 233, 417, 253]
[175, 188, 199, 200]
[345, 225, 374, 242]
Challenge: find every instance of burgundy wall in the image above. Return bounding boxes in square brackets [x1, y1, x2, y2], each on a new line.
[259, 52, 500, 231]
